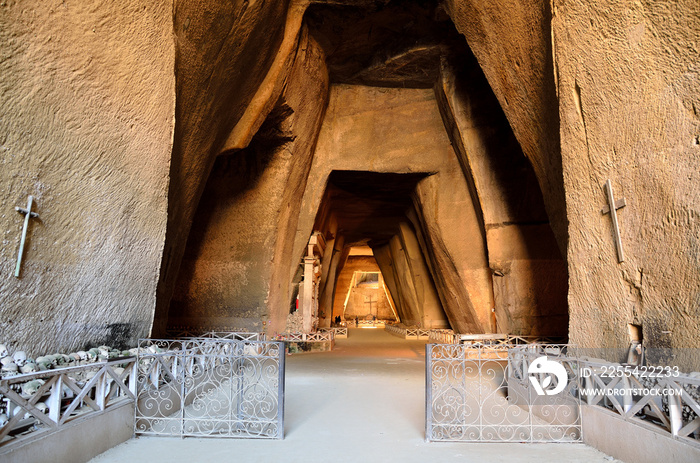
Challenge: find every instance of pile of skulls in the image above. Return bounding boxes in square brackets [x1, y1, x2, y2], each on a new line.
[284, 311, 304, 333]
[0, 343, 148, 431]
[0, 343, 139, 379]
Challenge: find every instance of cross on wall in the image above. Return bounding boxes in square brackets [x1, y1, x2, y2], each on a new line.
[364, 295, 377, 315]
[14, 195, 40, 277]
[601, 179, 627, 263]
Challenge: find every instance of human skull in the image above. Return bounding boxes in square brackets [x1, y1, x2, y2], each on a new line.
[87, 348, 99, 361]
[0, 356, 14, 367]
[12, 406, 31, 420]
[61, 384, 74, 399]
[13, 351, 27, 367]
[35, 357, 52, 371]
[77, 351, 88, 361]
[1, 362, 18, 377]
[20, 361, 37, 374]
[21, 379, 45, 397]
[35, 402, 48, 414]
[0, 344, 8, 358]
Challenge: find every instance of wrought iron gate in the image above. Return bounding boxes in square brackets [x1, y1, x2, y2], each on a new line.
[426, 343, 581, 442]
[135, 338, 284, 439]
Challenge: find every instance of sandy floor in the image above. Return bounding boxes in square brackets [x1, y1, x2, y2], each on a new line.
[90, 328, 618, 462]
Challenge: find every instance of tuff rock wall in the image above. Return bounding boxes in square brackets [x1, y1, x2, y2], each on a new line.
[152, 0, 298, 335]
[435, 54, 568, 337]
[169, 25, 329, 332]
[0, 1, 174, 355]
[443, 0, 567, 257]
[553, 0, 700, 360]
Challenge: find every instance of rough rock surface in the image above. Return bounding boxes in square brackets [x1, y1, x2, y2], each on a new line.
[444, 0, 567, 257]
[434, 54, 568, 336]
[373, 225, 450, 329]
[168, 26, 329, 333]
[152, 0, 295, 335]
[411, 170, 493, 332]
[554, 0, 700, 363]
[0, 1, 174, 355]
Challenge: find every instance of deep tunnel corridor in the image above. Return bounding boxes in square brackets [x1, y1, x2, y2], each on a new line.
[310, 170, 452, 330]
[162, 0, 569, 340]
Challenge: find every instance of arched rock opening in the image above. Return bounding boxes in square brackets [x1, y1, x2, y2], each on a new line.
[161, 0, 568, 339]
[309, 170, 450, 330]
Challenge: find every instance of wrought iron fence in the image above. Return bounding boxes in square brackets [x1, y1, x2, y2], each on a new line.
[426, 343, 581, 442]
[426, 331, 565, 346]
[134, 338, 284, 439]
[166, 327, 265, 341]
[0, 358, 137, 446]
[190, 332, 266, 342]
[505, 335, 567, 345]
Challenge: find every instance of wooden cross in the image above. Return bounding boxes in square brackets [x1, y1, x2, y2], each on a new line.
[600, 179, 626, 263]
[14, 195, 39, 277]
[364, 295, 376, 315]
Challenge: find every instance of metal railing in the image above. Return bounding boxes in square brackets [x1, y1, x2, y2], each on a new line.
[577, 358, 700, 446]
[134, 338, 284, 439]
[166, 327, 265, 341]
[507, 346, 700, 447]
[187, 331, 265, 342]
[426, 343, 581, 442]
[0, 358, 137, 446]
[275, 331, 334, 342]
[505, 335, 566, 345]
[426, 331, 564, 346]
[319, 327, 347, 338]
[429, 329, 457, 344]
[386, 326, 431, 339]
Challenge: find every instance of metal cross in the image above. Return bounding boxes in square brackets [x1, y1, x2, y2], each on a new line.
[14, 195, 39, 277]
[364, 295, 376, 315]
[600, 179, 626, 263]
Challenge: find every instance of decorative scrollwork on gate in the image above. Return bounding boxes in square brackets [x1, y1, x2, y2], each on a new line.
[135, 338, 284, 439]
[426, 344, 581, 442]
